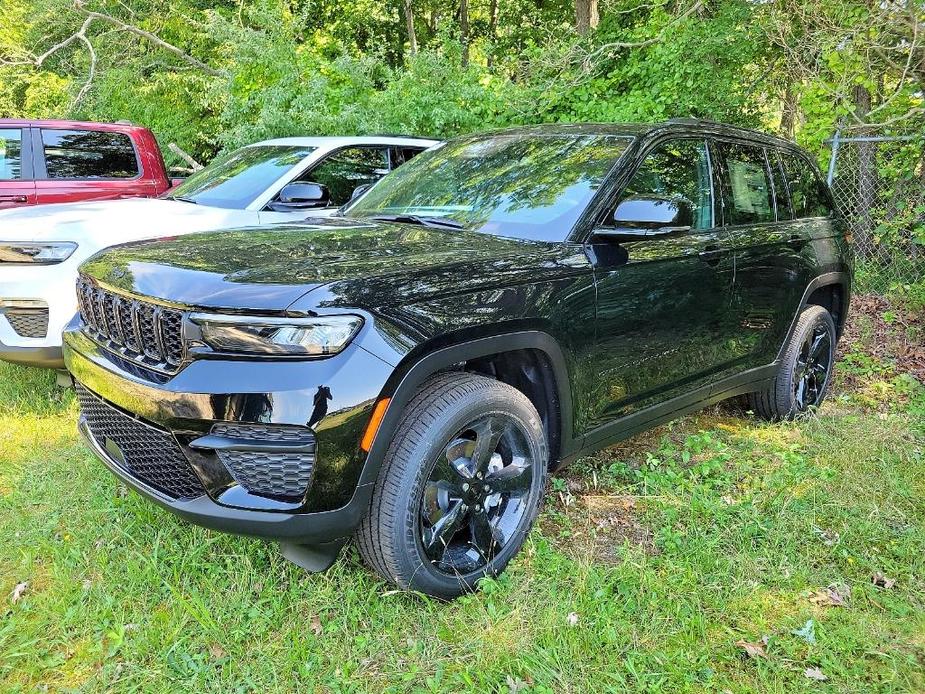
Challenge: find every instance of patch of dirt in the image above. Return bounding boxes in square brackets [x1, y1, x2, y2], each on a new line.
[541, 493, 655, 565]
[838, 293, 925, 385]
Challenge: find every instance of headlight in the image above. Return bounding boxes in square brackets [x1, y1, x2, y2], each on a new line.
[0, 242, 78, 265]
[189, 313, 363, 357]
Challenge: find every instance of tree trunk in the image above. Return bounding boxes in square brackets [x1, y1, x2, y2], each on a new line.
[460, 0, 470, 67]
[404, 0, 417, 55]
[575, 0, 599, 36]
[780, 84, 797, 139]
[487, 0, 499, 67]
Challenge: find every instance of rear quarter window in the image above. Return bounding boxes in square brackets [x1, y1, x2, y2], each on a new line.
[782, 151, 834, 218]
[42, 129, 139, 179]
[0, 129, 24, 180]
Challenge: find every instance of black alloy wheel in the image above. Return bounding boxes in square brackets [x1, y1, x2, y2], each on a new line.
[419, 413, 535, 575]
[792, 319, 834, 411]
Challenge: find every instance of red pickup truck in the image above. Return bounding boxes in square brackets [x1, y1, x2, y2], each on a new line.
[0, 119, 173, 209]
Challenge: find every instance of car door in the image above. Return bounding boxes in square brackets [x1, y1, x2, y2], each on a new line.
[34, 128, 153, 204]
[0, 127, 36, 208]
[584, 137, 740, 435]
[713, 141, 821, 370]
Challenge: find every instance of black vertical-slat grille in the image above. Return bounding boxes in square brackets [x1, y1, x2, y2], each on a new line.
[76, 275, 185, 372]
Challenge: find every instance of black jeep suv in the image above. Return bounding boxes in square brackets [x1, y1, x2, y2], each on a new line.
[64, 121, 852, 598]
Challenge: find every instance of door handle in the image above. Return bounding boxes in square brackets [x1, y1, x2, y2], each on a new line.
[698, 246, 726, 267]
[0, 195, 28, 203]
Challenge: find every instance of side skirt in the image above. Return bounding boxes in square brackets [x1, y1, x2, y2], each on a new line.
[569, 364, 778, 463]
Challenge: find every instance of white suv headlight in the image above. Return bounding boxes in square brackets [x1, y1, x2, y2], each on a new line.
[189, 313, 363, 357]
[0, 242, 78, 265]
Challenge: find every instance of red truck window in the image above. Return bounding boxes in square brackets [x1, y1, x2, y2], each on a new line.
[0, 129, 24, 180]
[42, 129, 139, 179]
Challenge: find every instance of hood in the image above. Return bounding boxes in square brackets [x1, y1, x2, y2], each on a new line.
[0, 198, 278, 244]
[79, 217, 585, 312]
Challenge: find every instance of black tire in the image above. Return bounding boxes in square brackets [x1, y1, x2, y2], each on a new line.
[356, 372, 548, 599]
[749, 304, 837, 421]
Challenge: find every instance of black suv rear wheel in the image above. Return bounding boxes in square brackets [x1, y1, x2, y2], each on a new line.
[356, 372, 548, 599]
[749, 304, 837, 420]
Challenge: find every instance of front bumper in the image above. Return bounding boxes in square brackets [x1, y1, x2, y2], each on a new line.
[0, 261, 83, 362]
[0, 340, 63, 368]
[64, 324, 395, 545]
[76, 413, 368, 544]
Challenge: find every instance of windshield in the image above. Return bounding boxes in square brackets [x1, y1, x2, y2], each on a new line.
[344, 132, 633, 241]
[166, 145, 316, 209]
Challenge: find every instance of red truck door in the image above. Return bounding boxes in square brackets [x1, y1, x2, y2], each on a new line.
[0, 127, 37, 208]
[34, 127, 158, 204]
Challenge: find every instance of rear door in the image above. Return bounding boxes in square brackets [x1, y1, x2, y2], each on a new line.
[0, 127, 36, 208]
[714, 140, 820, 369]
[585, 137, 740, 432]
[34, 128, 154, 204]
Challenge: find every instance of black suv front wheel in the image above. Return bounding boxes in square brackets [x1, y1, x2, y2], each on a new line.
[356, 372, 548, 599]
[750, 304, 837, 420]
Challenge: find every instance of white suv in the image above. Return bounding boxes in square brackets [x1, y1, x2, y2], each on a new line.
[0, 135, 438, 368]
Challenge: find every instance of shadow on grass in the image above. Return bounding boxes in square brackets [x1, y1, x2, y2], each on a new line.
[0, 361, 73, 417]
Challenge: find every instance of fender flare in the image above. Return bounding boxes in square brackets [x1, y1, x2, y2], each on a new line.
[355, 330, 577, 491]
[776, 271, 851, 362]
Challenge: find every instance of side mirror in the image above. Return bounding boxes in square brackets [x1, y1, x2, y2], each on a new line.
[594, 196, 693, 242]
[268, 182, 331, 211]
[349, 183, 373, 203]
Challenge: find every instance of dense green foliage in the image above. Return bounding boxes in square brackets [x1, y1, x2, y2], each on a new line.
[3, 0, 923, 168]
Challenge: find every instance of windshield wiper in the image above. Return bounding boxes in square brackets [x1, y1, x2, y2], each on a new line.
[366, 214, 464, 230]
[166, 195, 199, 205]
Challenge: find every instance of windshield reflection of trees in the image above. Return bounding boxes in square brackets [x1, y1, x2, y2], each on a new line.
[176, 147, 312, 197]
[354, 135, 631, 239]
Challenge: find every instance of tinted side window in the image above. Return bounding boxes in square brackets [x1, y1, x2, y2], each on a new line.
[619, 139, 713, 229]
[392, 147, 426, 168]
[782, 152, 833, 218]
[302, 147, 389, 206]
[769, 149, 792, 221]
[42, 129, 139, 179]
[0, 129, 23, 180]
[716, 142, 774, 225]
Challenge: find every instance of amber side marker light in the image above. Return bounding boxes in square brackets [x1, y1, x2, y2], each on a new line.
[360, 397, 391, 452]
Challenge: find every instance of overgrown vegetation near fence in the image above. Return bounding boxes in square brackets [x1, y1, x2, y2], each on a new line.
[827, 133, 925, 292]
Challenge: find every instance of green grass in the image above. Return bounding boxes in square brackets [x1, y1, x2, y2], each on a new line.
[1, 355, 923, 692]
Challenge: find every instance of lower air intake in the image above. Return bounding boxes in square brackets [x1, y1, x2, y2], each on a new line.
[75, 384, 205, 500]
[211, 423, 316, 500]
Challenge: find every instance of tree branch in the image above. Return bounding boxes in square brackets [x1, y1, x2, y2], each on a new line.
[78, 8, 226, 77]
[586, 0, 705, 59]
[0, 5, 225, 80]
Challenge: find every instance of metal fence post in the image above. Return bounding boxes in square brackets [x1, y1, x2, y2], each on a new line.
[827, 129, 840, 187]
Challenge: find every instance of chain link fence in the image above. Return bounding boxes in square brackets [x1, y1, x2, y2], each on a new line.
[825, 132, 925, 292]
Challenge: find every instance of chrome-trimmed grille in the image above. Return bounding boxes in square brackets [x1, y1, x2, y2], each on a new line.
[77, 276, 184, 372]
[76, 384, 205, 500]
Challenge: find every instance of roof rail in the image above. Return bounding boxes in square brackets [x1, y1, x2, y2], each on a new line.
[665, 117, 787, 141]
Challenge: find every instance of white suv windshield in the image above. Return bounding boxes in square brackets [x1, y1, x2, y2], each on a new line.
[166, 145, 316, 209]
